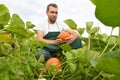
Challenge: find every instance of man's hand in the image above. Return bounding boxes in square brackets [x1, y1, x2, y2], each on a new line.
[62, 35, 72, 43]
[54, 39, 63, 45]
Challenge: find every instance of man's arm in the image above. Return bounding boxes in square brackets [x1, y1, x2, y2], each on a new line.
[36, 30, 62, 45]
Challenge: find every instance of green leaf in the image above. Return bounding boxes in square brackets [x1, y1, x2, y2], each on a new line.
[77, 28, 85, 35]
[59, 43, 72, 51]
[75, 48, 88, 64]
[0, 4, 9, 15]
[94, 0, 120, 27]
[9, 14, 25, 28]
[67, 62, 76, 73]
[109, 75, 120, 80]
[26, 21, 35, 29]
[71, 48, 100, 65]
[63, 51, 73, 60]
[64, 19, 77, 30]
[86, 22, 93, 34]
[90, 0, 97, 5]
[31, 39, 47, 49]
[86, 50, 100, 62]
[0, 42, 12, 55]
[90, 27, 99, 34]
[5, 14, 30, 38]
[0, 24, 4, 29]
[38, 55, 45, 63]
[90, 59, 98, 68]
[109, 36, 117, 45]
[0, 4, 10, 27]
[96, 50, 120, 76]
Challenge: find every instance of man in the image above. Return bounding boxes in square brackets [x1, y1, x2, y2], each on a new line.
[35, 3, 82, 61]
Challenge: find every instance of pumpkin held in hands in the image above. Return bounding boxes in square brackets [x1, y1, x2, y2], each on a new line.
[46, 58, 62, 69]
[58, 31, 71, 41]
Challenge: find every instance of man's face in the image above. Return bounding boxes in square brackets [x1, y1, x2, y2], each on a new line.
[46, 6, 58, 23]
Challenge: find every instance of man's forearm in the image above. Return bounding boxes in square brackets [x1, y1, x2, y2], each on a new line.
[66, 31, 78, 44]
[38, 38, 56, 44]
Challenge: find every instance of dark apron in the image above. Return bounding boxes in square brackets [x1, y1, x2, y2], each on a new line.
[43, 32, 82, 52]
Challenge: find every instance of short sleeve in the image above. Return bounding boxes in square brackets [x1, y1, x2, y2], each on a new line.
[57, 21, 69, 31]
[62, 22, 69, 30]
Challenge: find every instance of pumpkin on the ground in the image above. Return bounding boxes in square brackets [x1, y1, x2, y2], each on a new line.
[46, 58, 62, 69]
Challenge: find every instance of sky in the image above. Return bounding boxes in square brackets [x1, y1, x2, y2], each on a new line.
[0, 0, 118, 37]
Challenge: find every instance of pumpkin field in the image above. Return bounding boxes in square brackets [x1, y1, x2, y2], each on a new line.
[0, 0, 120, 80]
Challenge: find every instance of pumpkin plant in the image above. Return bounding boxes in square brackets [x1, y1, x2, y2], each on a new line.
[1, 1, 120, 80]
[90, 0, 120, 80]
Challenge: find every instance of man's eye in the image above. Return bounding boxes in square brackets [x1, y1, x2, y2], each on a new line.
[50, 11, 58, 14]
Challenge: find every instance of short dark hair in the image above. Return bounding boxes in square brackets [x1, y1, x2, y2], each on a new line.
[46, 3, 58, 12]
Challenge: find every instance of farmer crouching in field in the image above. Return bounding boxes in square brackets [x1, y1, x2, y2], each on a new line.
[35, 3, 82, 61]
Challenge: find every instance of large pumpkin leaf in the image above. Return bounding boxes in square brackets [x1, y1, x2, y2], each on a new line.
[92, 50, 120, 76]
[91, 0, 120, 27]
[90, 0, 97, 5]
[71, 48, 100, 65]
[64, 19, 77, 30]
[5, 14, 30, 38]
[9, 14, 25, 28]
[59, 43, 72, 51]
[109, 75, 120, 80]
[0, 4, 10, 28]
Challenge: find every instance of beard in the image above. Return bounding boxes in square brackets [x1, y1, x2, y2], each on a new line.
[49, 16, 57, 23]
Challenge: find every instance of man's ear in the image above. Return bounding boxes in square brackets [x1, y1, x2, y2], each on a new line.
[46, 11, 48, 15]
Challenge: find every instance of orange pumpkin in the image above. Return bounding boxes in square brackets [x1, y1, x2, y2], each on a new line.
[46, 58, 62, 69]
[58, 31, 71, 41]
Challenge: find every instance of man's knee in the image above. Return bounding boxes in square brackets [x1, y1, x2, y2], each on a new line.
[36, 49, 51, 61]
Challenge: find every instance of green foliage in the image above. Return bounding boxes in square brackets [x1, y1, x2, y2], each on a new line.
[64, 19, 77, 30]
[86, 21, 93, 33]
[90, 0, 120, 50]
[97, 50, 120, 76]
[5, 14, 33, 39]
[0, 51, 42, 80]
[0, 32, 13, 43]
[59, 43, 72, 51]
[77, 28, 85, 36]
[91, 0, 120, 27]
[0, 2, 120, 80]
[91, 50, 120, 80]
[90, 0, 97, 5]
[0, 4, 10, 28]
[86, 21, 99, 35]
[26, 21, 35, 29]
[0, 4, 46, 80]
